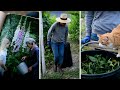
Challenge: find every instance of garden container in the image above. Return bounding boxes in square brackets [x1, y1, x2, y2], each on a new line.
[0, 66, 4, 76]
[17, 62, 28, 75]
[81, 41, 120, 79]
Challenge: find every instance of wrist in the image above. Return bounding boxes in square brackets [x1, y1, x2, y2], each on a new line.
[86, 32, 91, 37]
[86, 36, 90, 37]
[86, 36, 91, 39]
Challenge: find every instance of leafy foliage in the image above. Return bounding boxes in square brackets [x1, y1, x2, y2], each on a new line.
[6, 47, 29, 77]
[42, 11, 52, 45]
[44, 46, 54, 68]
[42, 11, 54, 68]
[68, 11, 79, 42]
[81, 12, 86, 39]
[82, 54, 120, 74]
[81, 11, 85, 18]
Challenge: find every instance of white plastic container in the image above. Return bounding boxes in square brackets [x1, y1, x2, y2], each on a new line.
[0, 66, 4, 76]
[17, 62, 28, 75]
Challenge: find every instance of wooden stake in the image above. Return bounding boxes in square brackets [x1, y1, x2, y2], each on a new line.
[39, 11, 46, 78]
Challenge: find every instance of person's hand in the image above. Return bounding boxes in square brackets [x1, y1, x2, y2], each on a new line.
[47, 41, 51, 47]
[4, 67, 7, 72]
[28, 66, 32, 72]
[91, 33, 99, 41]
[21, 56, 27, 61]
[81, 36, 90, 44]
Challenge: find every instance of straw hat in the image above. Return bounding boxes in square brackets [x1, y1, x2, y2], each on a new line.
[56, 13, 71, 23]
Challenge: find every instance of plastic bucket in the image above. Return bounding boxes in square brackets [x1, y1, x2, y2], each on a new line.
[17, 62, 28, 75]
[0, 66, 4, 76]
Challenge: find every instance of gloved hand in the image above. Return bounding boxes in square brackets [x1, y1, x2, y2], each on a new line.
[47, 41, 51, 47]
[91, 33, 99, 41]
[81, 36, 90, 44]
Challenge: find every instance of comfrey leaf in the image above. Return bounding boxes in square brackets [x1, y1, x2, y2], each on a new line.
[88, 56, 97, 62]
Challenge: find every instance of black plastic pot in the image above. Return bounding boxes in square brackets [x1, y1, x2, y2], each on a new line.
[81, 50, 120, 79]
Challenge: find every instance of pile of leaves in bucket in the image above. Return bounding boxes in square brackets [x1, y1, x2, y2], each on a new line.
[81, 54, 120, 74]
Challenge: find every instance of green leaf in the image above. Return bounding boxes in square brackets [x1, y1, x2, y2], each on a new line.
[88, 56, 97, 62]
[81, 69, 87, 74]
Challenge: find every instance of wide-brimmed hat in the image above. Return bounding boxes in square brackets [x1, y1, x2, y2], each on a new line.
[56, 13, 71, 23]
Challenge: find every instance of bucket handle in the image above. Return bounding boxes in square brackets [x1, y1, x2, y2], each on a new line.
[81, 41, 99, 51]
[81, 41, 118, 55]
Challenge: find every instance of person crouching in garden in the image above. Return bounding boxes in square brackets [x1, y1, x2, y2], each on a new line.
[21, 38, 39, 80]
[47, 13, 71, 72]
[0, 37, 10, 79]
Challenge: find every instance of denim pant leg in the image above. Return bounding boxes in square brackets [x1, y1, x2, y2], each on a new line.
[58, 42, 65, 65]
[51, 42, 59, 64]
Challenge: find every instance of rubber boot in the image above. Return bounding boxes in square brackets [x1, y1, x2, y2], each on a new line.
[53, 62, 57, 72]
[58, 64, 63, 73]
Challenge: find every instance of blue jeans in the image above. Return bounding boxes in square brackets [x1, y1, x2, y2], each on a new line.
[51, 42, 65, 65]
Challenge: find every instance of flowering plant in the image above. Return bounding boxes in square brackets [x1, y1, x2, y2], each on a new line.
[11, 16, 27, 52]
[22, 22, 31, 49]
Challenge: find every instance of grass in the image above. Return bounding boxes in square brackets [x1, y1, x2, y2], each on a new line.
[42, 68, 79, 79]
[68, 38, 79, 54]
[81, 18, 86, 39]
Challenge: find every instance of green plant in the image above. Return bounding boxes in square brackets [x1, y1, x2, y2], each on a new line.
[81, 11, 85, 18]
[6, 47, 29, 77]
[49, 15, 56, 24]
[81, 13, 86, 39]
[82, 54, 120, 74]
[43, 11, 56, 68]
[68, 12, 79, 42]
[42, 11, 52, 45]
[44, 46, 54, 68]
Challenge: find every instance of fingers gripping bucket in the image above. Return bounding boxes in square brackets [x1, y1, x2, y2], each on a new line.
[17, 62, 28, 75]
[81, 41, 120, 79]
